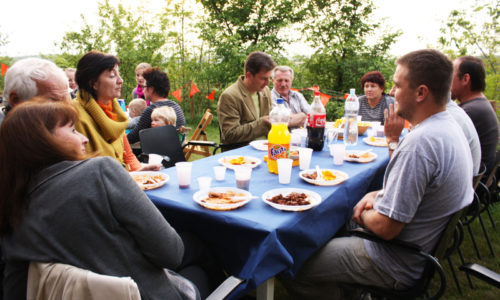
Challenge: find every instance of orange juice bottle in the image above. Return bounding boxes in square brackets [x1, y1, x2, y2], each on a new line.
[268, 98, 291, 174]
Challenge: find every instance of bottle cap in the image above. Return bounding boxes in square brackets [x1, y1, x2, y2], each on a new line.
[314, 91, 320, 96]
[276, 98, 284, 104]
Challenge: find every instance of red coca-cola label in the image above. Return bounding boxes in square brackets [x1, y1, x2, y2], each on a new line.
[307, 113, 326, 128]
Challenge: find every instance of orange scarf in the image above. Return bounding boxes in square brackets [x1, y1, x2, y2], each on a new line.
[97, 101, 118, 121]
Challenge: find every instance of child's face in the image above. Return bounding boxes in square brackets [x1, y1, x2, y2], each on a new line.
[136, 69, 145, 86]
[151, 117, 168, 128]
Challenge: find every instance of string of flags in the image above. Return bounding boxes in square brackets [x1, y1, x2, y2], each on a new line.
[1, 63, 9, 76]
[171, 82, 347, 106]
[0, 60, 348, 106]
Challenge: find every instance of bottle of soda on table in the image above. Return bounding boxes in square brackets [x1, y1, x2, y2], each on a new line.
[344, 88, 360, 146]
[306, 91, 326, 151]
[267, 98, 291, 174]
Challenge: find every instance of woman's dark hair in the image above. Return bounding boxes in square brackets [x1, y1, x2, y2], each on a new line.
[360, 71, 386, 90]
[75, 51, 120, 100]
[0, 97, 87, 235]
[143, 67, 170, 98]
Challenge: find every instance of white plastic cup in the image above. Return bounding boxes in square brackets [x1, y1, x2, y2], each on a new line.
[149, 154, 163, 165]
[234, 166, 252, 191]
[277, 158, 293, 184]
[175, 162, 192, 189]
[197, 176, 212, 191]
[332, 144, 346, 165]
[213, 166, 226, 181]
[299, 147, 313, 170]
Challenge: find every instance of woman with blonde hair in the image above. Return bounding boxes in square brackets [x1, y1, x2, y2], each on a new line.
[0, 98, 209, 299]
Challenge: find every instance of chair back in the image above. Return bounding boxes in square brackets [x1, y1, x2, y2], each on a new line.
[184, 109, 215, 159]
[473, 163, 487, 190]
[139, 126, 186, 168]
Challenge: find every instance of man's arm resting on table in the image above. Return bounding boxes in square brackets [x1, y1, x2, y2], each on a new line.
[360, 210, 405, 241]
[288, 112, 307, 128]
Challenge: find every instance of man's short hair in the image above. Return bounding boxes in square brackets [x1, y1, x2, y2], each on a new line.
[143, 67, 170, 98]
[272, 66, 294, 78]
[3, 58, 67, 106]
[244, 52, 276, 76]
[360, 71, 386, 90]
[396, 49, 453, 106]
[457, 56, 486, 92]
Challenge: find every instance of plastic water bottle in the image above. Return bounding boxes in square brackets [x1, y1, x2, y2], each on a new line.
[344, 88, 359, 146]
[267, 98, 291, 174]
[306, 91, 326, 151]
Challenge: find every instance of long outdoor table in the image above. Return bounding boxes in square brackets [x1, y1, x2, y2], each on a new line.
[145, 139, 389, 299]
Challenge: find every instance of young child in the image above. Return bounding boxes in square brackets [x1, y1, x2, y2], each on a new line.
[127, 98, 147, 130]
[132, 62, 152, 103]
[151, 106, 185, 143]
[151, 106, 177, 128]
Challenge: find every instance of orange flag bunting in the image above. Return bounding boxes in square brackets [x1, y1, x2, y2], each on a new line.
[206, 89, 215, 101]
[320, 92, 331, 106]
[290, 88, 300, 92]
[189, 83, 200, 98]
[1, 64, 8, 76]
[172, 88, 182, 102]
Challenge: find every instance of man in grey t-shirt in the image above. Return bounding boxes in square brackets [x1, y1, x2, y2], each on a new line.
[284, 50, 474, 299]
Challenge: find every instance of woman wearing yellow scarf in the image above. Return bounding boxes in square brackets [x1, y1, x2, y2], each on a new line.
[74, 51, 160, 171]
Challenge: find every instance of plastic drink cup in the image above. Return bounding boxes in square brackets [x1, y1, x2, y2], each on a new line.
[234, 166, 252, 191]
[148, 154, 163, 165]
[277, 158, 293, 184]
[197, 177, 212, 191]
[213, 166, 226, 181]
[175, 162, 192, 189]
[332, 144, 346, 165]
[299, 147, 313, 170]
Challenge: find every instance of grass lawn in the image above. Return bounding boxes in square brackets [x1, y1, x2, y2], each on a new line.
[184, 118, 500, 300]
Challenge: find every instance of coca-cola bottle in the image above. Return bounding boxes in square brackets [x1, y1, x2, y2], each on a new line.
[306, 91, 326, 151]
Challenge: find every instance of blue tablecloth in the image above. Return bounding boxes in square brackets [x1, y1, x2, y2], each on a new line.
[146, 140, 389, 299]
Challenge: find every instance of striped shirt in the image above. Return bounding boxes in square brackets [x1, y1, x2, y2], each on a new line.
[358, 94, 394, 124]
[271, 88, 310, 115]
[127, 100, 186, 144]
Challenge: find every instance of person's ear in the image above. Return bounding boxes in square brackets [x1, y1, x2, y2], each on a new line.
[415, 85, 429, 103]
[8, 91, 21, 107]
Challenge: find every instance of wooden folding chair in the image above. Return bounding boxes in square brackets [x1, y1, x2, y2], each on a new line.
[183, 109, 218, 160]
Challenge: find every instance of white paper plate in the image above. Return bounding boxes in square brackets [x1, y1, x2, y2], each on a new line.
[193, 187, 252, 211]
[299, 169, 349, 186]
[130, 171, 169, 190]
[262, 188, 322, 211]
[363, 137, 388, 147]
[344, 151, 377, 163]
[249, 140, 268, 151]
[218, 156, 262, 169]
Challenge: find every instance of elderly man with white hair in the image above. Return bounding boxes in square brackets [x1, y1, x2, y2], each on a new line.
[0, 58, 69, 124]
[271, 65, 310, 128]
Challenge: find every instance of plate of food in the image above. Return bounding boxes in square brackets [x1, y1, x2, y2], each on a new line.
[363, 136, 388, 147]
[193, 187, 253, 211]
[130, 171, 169, 190]
[249, 140, 268, 151]
[299, 169, 349, 186]
[218, 156, 262, 169]
[344, 150, 378, 163]
[262, 188, 322, 211]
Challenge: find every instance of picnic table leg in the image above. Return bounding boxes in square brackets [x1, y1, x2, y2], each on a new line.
[257, 277, 275, 300]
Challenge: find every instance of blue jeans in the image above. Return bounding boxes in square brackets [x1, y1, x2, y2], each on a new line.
[282, 236, 404, 299]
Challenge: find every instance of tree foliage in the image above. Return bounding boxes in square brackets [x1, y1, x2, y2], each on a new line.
[58, 0, 170, 101]
[438, 0, 499, 99]
[198, 0, 309, 86]
[302, 0, 400, 95]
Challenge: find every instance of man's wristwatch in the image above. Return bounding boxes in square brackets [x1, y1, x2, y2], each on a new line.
[388, 141, 398, 151]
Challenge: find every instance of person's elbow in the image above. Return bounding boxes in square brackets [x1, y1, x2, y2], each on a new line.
[364, 211, 405, 240]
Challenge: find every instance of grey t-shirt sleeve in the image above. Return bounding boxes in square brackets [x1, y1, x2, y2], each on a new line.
[374, 149, 433, 223]
[99, 158, 184, 269]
